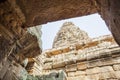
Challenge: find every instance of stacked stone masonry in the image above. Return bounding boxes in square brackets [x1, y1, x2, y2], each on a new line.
[0, 1, 41, 80]
[28, 22, 120, 80]
[42, 35, 120, 80]
[36, 22, 120, 80]
[0, 0, 120, 80]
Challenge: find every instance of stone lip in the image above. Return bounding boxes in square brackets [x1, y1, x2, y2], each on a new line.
[44, 45, 120, 70]
[16, 0, 97, 27]
[46, 35, 115, 57]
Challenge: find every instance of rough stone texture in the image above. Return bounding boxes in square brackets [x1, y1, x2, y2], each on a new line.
[16, 0, 97, 27]
[16, 0, 120, 48]
[0, 59, 29, 80]
[27, 25, 42, 49]
[25, 56, 44, 76]
[95, 0, 120, 46]
[53, 22, 91, 48]
[1, 0, 120, 49]
[0, 0, 120, 80]
[40, 22, 120, 80]
[9, 0, 120, 48]
[0, 0, 42, 80]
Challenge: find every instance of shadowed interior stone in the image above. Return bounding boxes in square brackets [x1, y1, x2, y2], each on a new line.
[0, 0, 120, 80]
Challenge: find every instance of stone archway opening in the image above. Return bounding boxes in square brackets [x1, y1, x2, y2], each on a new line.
[41, 13, 111, 50]
[34, 12, 119, 80]
[0, 0, 120, 80]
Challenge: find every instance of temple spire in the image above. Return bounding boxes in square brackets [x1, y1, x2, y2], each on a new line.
[53, 22, 91, 48]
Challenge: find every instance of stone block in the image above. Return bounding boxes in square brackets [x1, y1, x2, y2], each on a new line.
[87, 57, 115, 68]
[2, 70, 13, 80]
[111, 48, 120, 57]
[62, 47, 70, 53]
[65, 59, 76, 65]
[87, 74, 100, 80]
[0, 60, 10, 79]
[113, 64, 120, 71]
[67, 76, 86, 80]
[75, 71, 86, 76]
[66, 64, 77, 72]
[43, 63, 52, 70]
[87, 59, 101, 68]
[99, 57, 114, 66]
[86, 67, 100, 75]
[113, 57, 120, 64]
[115, 71, 120, 79]
[99, 50, 112, 58]
[76, 53, 87, 62]
[44, 58, 53, 63]
[67, 72, 76, 77]
[86, 51, 100, 60]
[99, 71, 116, 79]
[51, 50, 62, 55]
[77, 62, 87, 70]
[52, 62, 65, 69]
[99, 66, 114, 73]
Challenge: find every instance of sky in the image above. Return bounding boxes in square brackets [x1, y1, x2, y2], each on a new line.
[41, 13, 111, 50]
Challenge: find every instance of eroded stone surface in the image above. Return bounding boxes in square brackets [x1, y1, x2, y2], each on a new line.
[96, 0, 120, 46]
[0, 0, 120, 80]
[1, 0, 120, 47]
[16, 0, 97, 27]
[0, 0, 41, 80]
[53, 22, 91, 48]
[39, 22, 120, 80]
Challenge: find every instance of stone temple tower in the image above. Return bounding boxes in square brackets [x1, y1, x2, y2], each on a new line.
[28, 22, 120, 80]
[53, 22, 91, 48]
